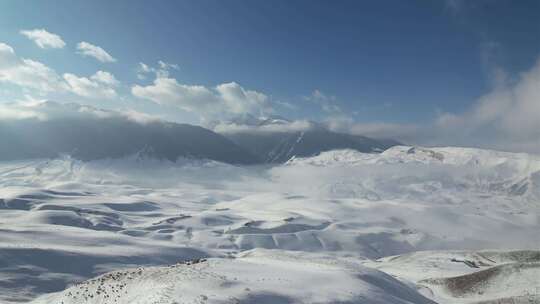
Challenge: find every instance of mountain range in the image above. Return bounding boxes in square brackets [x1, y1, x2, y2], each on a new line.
[0, 102, 399, 164]
[216, 114, 400, 163]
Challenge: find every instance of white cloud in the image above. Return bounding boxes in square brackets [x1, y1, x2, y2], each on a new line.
[348, 122, 421, 141]
[76, 41, 116, 63]
[0, 43, 16, 67]
[215, 82, 269, 115]
[139, 62, 152, 73]
[319, 114, 419, 142]
[0, 100, 160, 125]
[137, 61, 178, 79]
[309, 55, 540, 154]
[122, 109, 163, 124]
[90, 70, 119, 86]
[0, 42, 65, 93]
[0, 42, 120, 98]
[0, 103, 47, 120]
[63, 71, 118, 99]
[132, 76, 271, 119]
[136, 62, 152, 79]
[132, 77, 216, 110]
[214, 120, 314, 134]
[273, 100, 298, 110]
[325, 56, 540, 153]
[20, 29, 65, 49]
[304, 89, 342, 114]
[158, 60, 179, 71]
[432, 56, 540, 152]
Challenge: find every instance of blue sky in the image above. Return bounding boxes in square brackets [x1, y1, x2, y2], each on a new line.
[1, 0, 540, 151]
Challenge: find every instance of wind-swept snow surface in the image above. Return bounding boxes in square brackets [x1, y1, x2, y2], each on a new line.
[0, 146, 539, 303]
[32, 249, 436, 304]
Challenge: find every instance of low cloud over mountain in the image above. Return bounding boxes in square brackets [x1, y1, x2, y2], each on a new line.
[0, 102, 399, 164]
[0, 101, 259, 164]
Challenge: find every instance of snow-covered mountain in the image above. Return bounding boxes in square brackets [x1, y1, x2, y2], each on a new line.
[226, 129, 399, 163]
[218, 116, 400, 163]
[287, 146, 540, 202]
[0, 103, 400, 165]
[0, 145, 538, 303]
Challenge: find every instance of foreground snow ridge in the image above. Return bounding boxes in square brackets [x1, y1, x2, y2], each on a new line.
[32, 249, 436, 304]
[0, 146, 538, 303]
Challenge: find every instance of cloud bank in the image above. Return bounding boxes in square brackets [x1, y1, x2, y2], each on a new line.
[132, 75, 271, 120]
[0, 100, 160, 125]
[432, 56, 540, 153]
[318, 56, 540, 153]
[214, 119, 314, 134]
[209, 54, 540, 154]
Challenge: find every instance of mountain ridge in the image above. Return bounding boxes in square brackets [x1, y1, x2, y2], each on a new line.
[0, 101, 401, 164]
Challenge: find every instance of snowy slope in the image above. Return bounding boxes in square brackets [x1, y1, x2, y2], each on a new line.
[0, 146, 538, 303]
[286, 146, 540, 201]
[288, 145, 540, 167]
[31, 249, 436, 304]
[364, 250, 540, 304]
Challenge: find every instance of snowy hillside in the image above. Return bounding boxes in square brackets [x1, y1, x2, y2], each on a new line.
[365, 250, 540, 303]
[287, 146, 540, 201]
[32, 249, 436, 304]
[0, 146, 538, 303]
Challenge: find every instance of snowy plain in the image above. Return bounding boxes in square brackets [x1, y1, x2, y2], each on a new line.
[0, 146, 538, 303]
